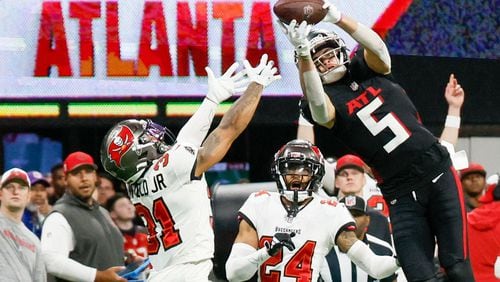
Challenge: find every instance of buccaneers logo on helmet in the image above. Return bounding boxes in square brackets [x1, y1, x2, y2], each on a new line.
[107, 125, 134, 167]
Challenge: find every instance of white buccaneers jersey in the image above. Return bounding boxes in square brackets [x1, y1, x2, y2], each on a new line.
[239, 191, 356, 282]
[126, 143, 213, 271]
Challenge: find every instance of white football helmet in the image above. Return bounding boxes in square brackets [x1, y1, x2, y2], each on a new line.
[308, 29, 350, 84]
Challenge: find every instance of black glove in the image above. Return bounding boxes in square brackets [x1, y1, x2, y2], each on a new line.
[265, 232, 296, 256]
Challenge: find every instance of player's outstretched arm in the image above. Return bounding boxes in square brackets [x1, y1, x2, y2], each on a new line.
[226, 220, 268, 281]
[226, 219, 296, 281]
[176, 62, 249, 147]
[337, 230, 399, 279]
[280, 20, 336, 128]
[297, 114, 315, 143]
[439, 74, 464, 145]
[322, 0, 391, 74]
[194, 54, 280, 177]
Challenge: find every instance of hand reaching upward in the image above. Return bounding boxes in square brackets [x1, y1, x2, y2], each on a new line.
[205, 62, 249, 104]
[243, 54, 281, 88]
[444, 74, 464, 111]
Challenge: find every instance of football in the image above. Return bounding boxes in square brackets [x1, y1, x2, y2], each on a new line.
[273, 0, 327, 25]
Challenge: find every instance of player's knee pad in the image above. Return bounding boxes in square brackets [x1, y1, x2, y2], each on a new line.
[445, 260, 475, 282]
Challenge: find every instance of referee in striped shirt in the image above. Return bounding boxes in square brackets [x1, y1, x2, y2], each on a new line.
[320, 195, 398, 282]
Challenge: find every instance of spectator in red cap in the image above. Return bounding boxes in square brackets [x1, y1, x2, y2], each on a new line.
[467, 182, 500, 281]
[41, 151, 126, 282]
[335, 154, 370, 196]
[22, 171, 52, 238]
[0, 168, 47, 281]
[335, 154, 389, 218]
[460, 162, 487, 211]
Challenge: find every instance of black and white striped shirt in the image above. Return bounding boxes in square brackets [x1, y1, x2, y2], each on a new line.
[320, 234, 397, 282]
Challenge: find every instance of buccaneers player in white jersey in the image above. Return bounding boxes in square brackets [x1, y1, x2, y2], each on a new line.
[225, 139, 399, 281]
[101, 55, 280, 281]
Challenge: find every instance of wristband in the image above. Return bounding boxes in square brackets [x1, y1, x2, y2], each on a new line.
[445, 115, 460, 129]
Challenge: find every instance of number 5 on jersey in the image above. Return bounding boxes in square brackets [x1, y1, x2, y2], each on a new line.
[357, 97, 410, 153]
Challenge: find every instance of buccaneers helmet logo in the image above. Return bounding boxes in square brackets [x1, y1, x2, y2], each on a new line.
[108, 125, 134, 167]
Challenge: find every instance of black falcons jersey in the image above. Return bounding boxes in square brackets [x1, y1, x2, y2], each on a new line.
[303, 48, 440, 187]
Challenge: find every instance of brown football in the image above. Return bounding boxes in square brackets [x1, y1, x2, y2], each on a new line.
[273, 0, 327, 25]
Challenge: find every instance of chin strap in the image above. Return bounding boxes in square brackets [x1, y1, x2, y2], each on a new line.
[287, 191, 300, 218]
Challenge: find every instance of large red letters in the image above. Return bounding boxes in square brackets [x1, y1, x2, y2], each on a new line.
[34, 0, 279, 77]
[34, 2, 72, 76]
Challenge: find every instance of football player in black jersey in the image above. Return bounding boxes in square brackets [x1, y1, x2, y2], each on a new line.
[280, 1, 474, 281]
